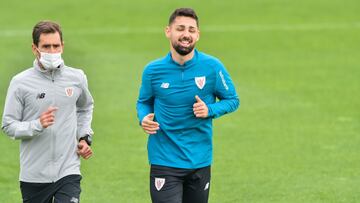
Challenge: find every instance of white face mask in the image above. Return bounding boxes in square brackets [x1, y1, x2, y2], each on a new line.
[37, 50, 64, 70]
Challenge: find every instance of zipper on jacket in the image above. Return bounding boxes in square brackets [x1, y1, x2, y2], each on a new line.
[51, 70, 55, 82]
[181, 67, 184, 82]
[50, 70, 56, 181]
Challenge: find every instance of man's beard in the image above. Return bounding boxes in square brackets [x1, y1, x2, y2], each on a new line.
[172, 37, 196, 56]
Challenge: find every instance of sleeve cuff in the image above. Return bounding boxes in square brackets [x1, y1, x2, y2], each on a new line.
[207, 104, 214, 118]
[77, 129, 94, 140]
[32, 119, 44, 134]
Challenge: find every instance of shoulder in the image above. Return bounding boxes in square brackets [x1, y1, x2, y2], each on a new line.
[62, 65, 88, 81]
[5, 68, 35, 95]
[11, 67, 36, 84]
[197, 51, 225, 71]
[143, 55, 169, 74]
[63, 65, 86, 76]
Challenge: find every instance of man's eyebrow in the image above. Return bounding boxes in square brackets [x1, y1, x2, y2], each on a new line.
[41, 43, 61, 46]
[175, 24, 197, 29]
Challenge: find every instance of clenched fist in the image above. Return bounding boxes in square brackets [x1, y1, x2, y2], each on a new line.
[40, 106, 58, 128]
[141, 113, 160, 134]
[193, 95, 208, 118]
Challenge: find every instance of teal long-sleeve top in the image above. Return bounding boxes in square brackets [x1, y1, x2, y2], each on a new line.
[136, 49, 239, 169]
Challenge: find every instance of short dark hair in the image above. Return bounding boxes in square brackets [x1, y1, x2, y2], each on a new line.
[32, 21, 63, 46]
[169, 8, 199, 27]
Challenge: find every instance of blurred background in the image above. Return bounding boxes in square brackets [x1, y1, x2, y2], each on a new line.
[0, 0, 359, 202]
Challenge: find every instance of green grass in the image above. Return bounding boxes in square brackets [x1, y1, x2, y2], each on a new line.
[1, 0, 359, 202]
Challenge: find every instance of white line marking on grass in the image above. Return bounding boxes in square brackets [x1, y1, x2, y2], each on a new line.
[1, 22, 360, 37]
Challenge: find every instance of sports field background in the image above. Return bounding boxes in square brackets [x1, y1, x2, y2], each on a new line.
[0, 0, 359, 202]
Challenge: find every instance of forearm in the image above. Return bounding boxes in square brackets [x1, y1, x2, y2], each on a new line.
[2, 119, 44, 140]
[136, 102, 154, 124]
[76, 108, 94, 140]
[207, 97, 240, 118]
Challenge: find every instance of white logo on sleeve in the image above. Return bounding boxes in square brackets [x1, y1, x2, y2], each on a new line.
[219, 71, 229, 90]
[160, 82, 169, 88]
[195, 76, 206, 89]
[65, 87, 74, 97]
[155, 177, 166, 191]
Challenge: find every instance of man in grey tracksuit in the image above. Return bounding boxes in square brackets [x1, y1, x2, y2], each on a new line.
[1, 21, 94, 203]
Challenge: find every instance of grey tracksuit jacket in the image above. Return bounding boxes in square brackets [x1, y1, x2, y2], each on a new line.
[1, 60, 94, 183]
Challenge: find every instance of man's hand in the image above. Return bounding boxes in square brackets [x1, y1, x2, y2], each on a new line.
[40, 106, 58, 128]
[77, 140, 93, 159]
[141, 113, 160, 134]
[193, 95, 208, 118]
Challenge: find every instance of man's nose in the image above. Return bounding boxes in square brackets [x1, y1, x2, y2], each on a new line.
[182, 30, 191, 37]
[49, 46, 58, 53]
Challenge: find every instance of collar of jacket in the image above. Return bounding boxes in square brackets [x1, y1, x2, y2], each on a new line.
[33, 59, 65, 81]
[167, 49, 199, 68]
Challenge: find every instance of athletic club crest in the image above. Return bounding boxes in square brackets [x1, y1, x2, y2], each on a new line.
[155, 177, 165, 191]
[195, 76, 206, 89]
[65, 87, 74, 97]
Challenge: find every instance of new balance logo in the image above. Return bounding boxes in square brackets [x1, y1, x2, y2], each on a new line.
[36, 93, 46, 99]
[70, 197, 79, 203]
[160, 82, 169, 88]
[204, 182, 210, 190]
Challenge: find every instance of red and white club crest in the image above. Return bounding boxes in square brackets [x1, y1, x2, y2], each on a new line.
[65, 87, 74, 97]
[195, 76, 206, 89]
[155, 178, 165, 191]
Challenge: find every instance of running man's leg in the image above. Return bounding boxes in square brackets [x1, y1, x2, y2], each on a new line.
[183, 166, 211, 203]
[20, 181, 54, 203]
[150, 165, 186, 203]
[53, 175, 82, 203]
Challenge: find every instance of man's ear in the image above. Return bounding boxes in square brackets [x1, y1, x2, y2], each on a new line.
[165, 26, 170, 38]
[61, 41, 64, 53]
[31, 43, 40, 58]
